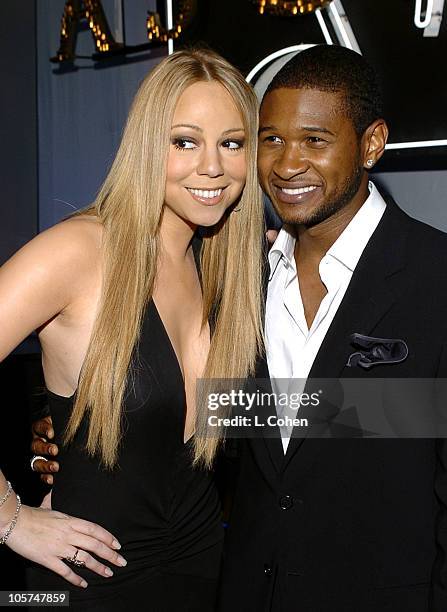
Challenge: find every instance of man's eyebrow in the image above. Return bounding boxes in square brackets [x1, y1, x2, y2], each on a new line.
[258, 126, 277, 134]
[258, 125, 335, 136]
[302, 125, 335, 136]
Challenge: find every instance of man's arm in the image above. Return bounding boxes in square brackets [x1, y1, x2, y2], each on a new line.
[31, 415, 59, 485]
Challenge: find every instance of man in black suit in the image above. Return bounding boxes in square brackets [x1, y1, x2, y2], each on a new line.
[217, 45, 447, 611]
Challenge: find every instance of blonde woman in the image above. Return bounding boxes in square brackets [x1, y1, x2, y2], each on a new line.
[0, 49, 263, 611]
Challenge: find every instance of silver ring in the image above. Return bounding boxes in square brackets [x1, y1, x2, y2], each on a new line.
[30, 455, 49, 471]
[65, 548, 86, 568]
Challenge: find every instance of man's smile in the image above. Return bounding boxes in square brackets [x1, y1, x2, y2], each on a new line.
[272, 183, 322, 205]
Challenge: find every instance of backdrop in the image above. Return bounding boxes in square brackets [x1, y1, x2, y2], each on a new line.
[37, 0, 165, 231]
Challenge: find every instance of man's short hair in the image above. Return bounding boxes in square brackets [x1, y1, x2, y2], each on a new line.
[264, 44, 384, 136]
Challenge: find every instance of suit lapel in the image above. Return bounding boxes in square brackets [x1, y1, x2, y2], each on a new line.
[260, 253, 286, 474]
[248, 354, 285, 477]
[246, 249, 285, 477]
[283, 198, 411, 468]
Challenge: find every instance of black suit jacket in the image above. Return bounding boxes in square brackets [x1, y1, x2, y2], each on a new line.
[218, 198, 447, 612]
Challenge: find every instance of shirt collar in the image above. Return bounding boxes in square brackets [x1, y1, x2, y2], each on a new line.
[268, 224, 296, 277]
[327, 181, 386, 272]
[268, 181, 387, 277]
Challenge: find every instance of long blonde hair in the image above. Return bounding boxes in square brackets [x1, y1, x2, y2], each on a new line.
[64, 48, 264, 469]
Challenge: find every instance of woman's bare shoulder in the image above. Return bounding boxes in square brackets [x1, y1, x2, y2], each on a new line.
[0, 215, 104, 310]
[3, 212, 101, 262]
[0, 216, 104, 360]
[42, 214, 103, 249]
[23, 215, 103, 271]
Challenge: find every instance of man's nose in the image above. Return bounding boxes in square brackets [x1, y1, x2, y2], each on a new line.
[197, 146, 224, 177]
[272, 144, 309, 180]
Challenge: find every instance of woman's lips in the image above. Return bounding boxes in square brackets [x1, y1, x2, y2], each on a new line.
[186, 187, 226, 206]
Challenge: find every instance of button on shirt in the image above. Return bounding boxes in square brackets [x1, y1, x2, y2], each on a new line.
[265, 182, 386, 452]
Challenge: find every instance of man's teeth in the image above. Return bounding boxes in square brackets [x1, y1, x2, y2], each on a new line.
[281, 186, 318, 195]
[188, 188, 223, 199]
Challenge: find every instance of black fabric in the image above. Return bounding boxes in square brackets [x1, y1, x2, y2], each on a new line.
[26, 299, 223, 611]
[28, 387, 50, 422]
[218, 198, 447, 612]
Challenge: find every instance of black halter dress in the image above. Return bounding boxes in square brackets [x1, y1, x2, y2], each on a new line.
[26, 299, 223, 612]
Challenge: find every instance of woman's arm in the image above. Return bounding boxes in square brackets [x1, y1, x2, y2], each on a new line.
[0, 220, 127, 586]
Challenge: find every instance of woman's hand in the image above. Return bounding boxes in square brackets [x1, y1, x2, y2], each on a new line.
[40, 490, 52, 509]
[6, 504, 127, 588]
[31, 416, 60, 485]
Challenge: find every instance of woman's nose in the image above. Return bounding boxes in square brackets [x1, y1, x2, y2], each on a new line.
[197, 147, 224, 177]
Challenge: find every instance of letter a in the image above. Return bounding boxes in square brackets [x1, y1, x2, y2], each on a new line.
[52, 0, 122, 63]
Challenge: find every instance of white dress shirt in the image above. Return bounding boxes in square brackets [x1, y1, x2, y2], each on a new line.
[265, 182, 386, 452]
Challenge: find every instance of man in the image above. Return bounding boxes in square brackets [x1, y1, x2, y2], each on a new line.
[217, 45, 447, 611]
[32, 45, 447, 610]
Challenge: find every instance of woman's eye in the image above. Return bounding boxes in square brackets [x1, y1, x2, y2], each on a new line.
[222, 139, 244, 150]
[172, 138, 197, 150]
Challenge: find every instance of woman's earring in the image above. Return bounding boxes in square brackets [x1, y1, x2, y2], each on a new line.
[366, 159, 374, 168]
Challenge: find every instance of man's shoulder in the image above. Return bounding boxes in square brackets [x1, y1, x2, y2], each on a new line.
[384, 195, 447, 251]
[403, 211, 447, 241]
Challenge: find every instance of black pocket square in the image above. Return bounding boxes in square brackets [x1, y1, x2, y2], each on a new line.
[346, 333, 409, 370]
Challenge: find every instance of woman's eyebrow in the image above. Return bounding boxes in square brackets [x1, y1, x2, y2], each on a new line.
[171, 124, 244, 135]
[222, 128, 245, 136]
[171, 123, 202, 131]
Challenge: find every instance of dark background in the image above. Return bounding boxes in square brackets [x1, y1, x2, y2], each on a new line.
[0, 8, 44, 583]
[0, 0, 38, 264]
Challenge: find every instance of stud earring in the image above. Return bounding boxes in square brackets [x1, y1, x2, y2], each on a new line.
[366, 159, 374, 168]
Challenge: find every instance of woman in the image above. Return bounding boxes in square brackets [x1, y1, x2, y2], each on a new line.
[0, 49, 263, 610]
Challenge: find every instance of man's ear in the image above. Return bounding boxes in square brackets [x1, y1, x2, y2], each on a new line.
[361, 119, 389, 170]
